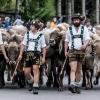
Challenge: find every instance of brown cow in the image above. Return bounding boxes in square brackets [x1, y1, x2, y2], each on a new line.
[6, 34, 25, 88]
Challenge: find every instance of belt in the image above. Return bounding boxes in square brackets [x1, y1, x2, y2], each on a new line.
[69, 50, 85, 54]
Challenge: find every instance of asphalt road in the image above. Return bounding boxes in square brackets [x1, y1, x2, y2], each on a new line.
[0, 76, 100, 100]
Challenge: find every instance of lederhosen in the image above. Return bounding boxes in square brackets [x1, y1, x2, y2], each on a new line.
[23, 32, 42, 67]
[69, 25, 85, 62]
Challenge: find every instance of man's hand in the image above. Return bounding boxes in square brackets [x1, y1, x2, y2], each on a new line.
[41, 58, 46, 65]
[18, 55, 22, 61]
[5, 56, 9, 63]
[65, 51, 69, 57]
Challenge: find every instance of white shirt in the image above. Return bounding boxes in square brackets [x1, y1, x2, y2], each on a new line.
[14, 19, 24, 25]
[0, 32, 3, 45]
[65, 25, 90, 50]
[22, 31, 46, 52]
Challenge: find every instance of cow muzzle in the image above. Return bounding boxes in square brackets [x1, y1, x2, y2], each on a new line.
[9, 61, 16, 65]
[49, 39, 56, 46]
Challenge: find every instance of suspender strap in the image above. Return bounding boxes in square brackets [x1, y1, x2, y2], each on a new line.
[26, 32, 29, 51]
[26, 32, 43, 51]
[91, 27, 93, 32]
[81, 26, 84, 45]
[69, 26, 74, 50]
[34, 33, 43, 51]
[69, 26, 84, 50]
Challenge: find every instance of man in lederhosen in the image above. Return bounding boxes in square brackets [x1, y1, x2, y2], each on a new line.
[18, 22, 46, 94]
[64, 13, 90, 94]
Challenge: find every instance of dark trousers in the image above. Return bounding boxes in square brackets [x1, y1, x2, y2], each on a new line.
[0, 54, 6, 87]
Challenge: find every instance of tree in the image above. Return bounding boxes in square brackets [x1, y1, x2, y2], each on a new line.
[71, 0, 74, 15]
[96, 0, 100, 24]
[67, 0, 72, 24]
[15, 0, 19, 16]
[57, 0, 62, 17]
[82, 0, 86, 16]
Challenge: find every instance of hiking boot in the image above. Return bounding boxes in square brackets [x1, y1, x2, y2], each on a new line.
[32, 87, 39, 94]
[75, 87, 81, 94]
[69, 85, 76, 93]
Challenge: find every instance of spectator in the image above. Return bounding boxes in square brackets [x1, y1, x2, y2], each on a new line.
[2, 17, 11, 29]
[13, 15, 24, 25]
[50, 17, 57, 29]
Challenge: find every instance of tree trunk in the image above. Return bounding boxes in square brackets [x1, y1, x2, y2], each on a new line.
[57, 0, 62, 17]
[67, 0, 72, 24]
[71, 0, 74, 15]
[25, 0, 30, 15]
[15, 0, 19, 16]
[96, 0, 100, 24]
[82, 0, 86, 16]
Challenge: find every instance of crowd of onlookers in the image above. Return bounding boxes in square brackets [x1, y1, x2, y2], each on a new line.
[0, 15, 97, 34]
[0, 15, 24, 29]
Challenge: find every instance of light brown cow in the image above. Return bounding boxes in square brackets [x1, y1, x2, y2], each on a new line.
[91, 32, 100, 85]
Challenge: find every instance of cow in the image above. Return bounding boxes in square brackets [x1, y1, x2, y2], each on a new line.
[8, 25, 27, 36]
[82, 40, 94, 89]
[6, 34, 25, 88]
[0, 29, 10, 88]
[46, 23, 69, 91]
[92, 36, 100, 85]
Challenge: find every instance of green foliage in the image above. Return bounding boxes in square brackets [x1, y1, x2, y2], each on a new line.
[19, 0, 56, 21]
[0, 0, 15, 11]
[0, 0, 97, 22]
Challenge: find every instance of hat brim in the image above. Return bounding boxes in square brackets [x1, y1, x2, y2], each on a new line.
[72, 17, 82, 21]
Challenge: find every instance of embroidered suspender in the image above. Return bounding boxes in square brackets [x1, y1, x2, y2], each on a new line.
[69, 26, 84, 50]
[25, 32, 43, 51]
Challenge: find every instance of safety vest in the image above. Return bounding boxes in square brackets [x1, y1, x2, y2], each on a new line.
[69, 26, 84, 50]
[25, 32, 43, 51]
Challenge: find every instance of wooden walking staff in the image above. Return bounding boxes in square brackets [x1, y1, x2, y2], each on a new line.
[11, 60, 20, 81]
[60, 56, 68, 76]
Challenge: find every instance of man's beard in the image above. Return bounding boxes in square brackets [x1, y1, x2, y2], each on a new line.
[73, 23, 81, 27]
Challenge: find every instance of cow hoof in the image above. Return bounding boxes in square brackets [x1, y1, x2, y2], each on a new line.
[82, 83, 86, 87]
[94, 80, 99, 85]
[39, 79, 43, 86]
[85, 87, 88, 90]
[53, 83, 59, 88]
[91, 85, 93, 88]
[46, 82, 51, 88]
[58, 87, 63, 92]
[0, 84, 4, 89]
[85, 86, 91, 90]
[0, 82, 5, 89]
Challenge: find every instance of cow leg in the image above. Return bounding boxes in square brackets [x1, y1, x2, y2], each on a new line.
[94, 72, 100, 85]
[0, 54, 6, 88]
[46, 58, 53, 87]
[90, 69, 93, 88]
[39, 66, 43, 86]
[17, 71, 25, 88]
[53, 66, 59, 88]
[82, 65, 86, 87]
[7, 70, 11, 81]
[85, 70, 92, 90]
[58, 69, 64, 91]
[0, 70, 5, 88]
[7, 65, 11, 81]
[65, 63, 70, 85]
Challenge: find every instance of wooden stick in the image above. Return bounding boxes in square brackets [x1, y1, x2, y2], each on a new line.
[11, 60, 20, 81]
[60, 56, 67, 76]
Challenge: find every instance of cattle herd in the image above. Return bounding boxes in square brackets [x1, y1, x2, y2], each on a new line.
[0, 23, 100, 92]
